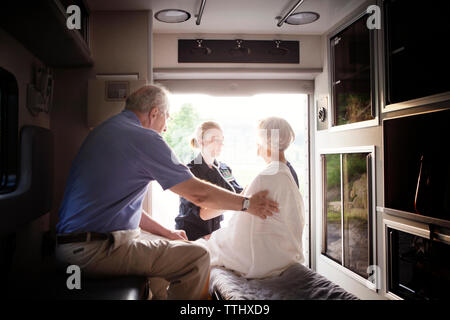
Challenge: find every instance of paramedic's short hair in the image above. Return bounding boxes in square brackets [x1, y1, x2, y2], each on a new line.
[257, 117, 295, 151]
[125, 84, 169, 113]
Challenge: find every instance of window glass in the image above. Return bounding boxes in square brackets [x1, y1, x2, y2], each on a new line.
[343, 153, 370, 277]
[331, 14, 374, 126]
[323, 152, 372, 279]
[385, 0, 450, 104]
[0, 67, 19, 194]
[324, 154, 342, 264]
[388, 228, 450, 300]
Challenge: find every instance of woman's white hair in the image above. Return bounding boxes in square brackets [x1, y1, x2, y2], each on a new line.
[257, 117, 295, 151]
[125, 84, 169, 113]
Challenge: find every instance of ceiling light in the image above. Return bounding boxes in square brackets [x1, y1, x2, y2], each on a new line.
[285, 12, 320, 25]
[154, 9, 191, 23]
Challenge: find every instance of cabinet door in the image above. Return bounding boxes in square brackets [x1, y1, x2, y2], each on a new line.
[331, 14, 375, 126]
[388, 228, 450, 300]
[384, 0, 450, 105]
[322, 152, 373, 279]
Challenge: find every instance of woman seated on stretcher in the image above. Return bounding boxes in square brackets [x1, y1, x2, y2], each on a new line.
[197, 117, 305, 279]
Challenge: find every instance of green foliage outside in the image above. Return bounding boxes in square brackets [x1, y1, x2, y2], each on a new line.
[163, 103, 201, 164]
[326, 154, 341, 190]
[327, 207, 341, 222]
[336, 93, 372, 126]
[344, 153, 367, 186]
[325, 153, 366, 190]
[326, 153, 368, 223]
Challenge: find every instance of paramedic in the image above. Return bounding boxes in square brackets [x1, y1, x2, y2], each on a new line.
[175, 121, 243, 240]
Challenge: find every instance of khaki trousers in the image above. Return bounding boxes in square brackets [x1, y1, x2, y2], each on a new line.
[55, 229, 210, 300]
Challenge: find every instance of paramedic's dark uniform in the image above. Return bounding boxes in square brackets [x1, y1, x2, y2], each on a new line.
[175, 153, 243, 240]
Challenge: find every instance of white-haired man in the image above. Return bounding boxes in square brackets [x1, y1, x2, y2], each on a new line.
[55, 85, 279, 299]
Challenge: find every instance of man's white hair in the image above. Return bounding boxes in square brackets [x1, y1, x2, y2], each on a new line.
[257, 117, 295, 151]
[125, 84, 169, 113]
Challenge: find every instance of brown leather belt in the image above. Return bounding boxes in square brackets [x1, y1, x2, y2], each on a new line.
[56, 232, 112, 245]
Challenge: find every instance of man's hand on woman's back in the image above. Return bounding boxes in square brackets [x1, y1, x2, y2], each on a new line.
[247, 190, 279, 219]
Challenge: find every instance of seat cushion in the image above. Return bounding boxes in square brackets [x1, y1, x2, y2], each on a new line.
[209, 263, 359, 300]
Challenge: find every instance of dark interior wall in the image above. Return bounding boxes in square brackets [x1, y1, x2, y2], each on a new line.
[50, 68, 94, 229]
[0, 27, 50, 278]
[1, 26, 93, 280]
[50, 11, 152, 230]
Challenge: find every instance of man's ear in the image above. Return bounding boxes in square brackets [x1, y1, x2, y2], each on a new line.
[149, 106, 159, 119]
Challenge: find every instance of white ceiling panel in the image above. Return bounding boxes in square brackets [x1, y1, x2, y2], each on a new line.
[86, 0, 367, 35]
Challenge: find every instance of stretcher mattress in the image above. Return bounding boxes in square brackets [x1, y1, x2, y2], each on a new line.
[209, 263, 359, 300]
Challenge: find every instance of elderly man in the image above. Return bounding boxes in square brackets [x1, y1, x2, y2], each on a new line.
[55, 85, 279, 300]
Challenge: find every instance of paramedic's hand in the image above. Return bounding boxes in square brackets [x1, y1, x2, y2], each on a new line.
[247, 190, 279, 220]
[167, 229, 188, 241]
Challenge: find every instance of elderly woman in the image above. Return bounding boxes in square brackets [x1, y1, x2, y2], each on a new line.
[197, 117, 305, 279]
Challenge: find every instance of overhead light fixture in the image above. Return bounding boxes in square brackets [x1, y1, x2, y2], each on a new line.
[154, 9, 191, 23]
[285, 12, 320, 25]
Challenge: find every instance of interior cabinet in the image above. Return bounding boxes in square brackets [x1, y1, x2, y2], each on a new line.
[0, 1, 93, 68]
[383, 0, 450, 110]
[329, 11, 377, 129]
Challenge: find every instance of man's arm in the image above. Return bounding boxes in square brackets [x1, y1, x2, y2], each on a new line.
[170, 177, 279, 219]
[198, 185, 248, 220]
[199, 207, 224, 221]
[139, 209, 187, 240]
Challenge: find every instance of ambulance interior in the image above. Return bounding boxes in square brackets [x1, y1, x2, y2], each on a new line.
[0, 0, 449, 300]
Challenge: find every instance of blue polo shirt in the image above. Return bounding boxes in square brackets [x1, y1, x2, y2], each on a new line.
[56, 110, 193, 234]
